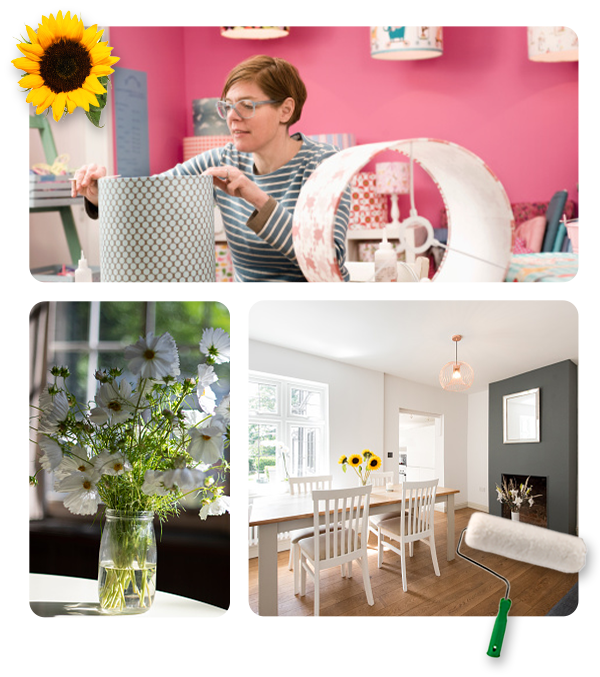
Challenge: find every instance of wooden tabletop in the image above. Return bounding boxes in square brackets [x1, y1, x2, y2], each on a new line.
[249, 485, 459, 527]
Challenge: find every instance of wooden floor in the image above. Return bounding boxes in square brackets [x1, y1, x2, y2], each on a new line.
[248, 508, 577, 617]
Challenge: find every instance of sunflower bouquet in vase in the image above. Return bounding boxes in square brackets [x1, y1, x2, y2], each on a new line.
[339, 449, 382, 485]
[30, 328, 230, 614]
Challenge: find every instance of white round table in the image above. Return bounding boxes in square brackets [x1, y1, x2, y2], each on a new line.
[30, 573, 227, 617]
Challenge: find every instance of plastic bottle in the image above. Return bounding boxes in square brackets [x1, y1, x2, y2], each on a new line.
[74, 251, 93, 283]
[374, 233, 398, 282]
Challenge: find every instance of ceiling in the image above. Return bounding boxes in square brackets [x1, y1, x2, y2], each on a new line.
[249, 300, 578, 393]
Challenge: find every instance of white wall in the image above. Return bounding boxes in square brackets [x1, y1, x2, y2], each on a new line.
[466, 389, 489, 512]
[249, 340, 384, 487]
[250, 340, 490, 507]
[384, 374, 469, 508]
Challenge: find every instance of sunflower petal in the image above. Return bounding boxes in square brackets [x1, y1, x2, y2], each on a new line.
[17, 42, 44, 60]
[36, 24, 54, 50]
[12, 57, 40, 74]
[52, 92, 68, 121]
[90, 64, 115, 77]
[82, 75, 107, 95]
[65, 95, 78, 114]
[80, 25, 104, 49]
[19, 73, 44, 89]
[25, 25, 39, 45]
[35, 89, 56, 114]
[66, 88, 91, 111]
[28, 85, 52, 106]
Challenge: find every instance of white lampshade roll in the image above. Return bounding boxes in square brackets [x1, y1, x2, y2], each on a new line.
[99, 175, 215, 282]
[528, 27, 578, 62]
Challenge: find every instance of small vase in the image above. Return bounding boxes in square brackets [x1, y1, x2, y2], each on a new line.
[98, 509, 157, 615]
[511, 511, 520, 521]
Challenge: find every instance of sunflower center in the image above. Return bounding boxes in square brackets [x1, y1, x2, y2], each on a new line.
[39, 39, 92, 93]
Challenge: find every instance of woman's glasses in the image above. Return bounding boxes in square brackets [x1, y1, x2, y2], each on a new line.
[216, 99, 281, 120]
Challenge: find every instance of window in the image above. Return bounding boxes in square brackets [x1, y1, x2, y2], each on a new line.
[249, 371, 328, 494]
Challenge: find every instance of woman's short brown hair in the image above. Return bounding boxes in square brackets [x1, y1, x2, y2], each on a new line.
[221, 55, 307, 127]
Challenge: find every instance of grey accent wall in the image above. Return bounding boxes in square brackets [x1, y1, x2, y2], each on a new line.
[488, 360, 577, 534]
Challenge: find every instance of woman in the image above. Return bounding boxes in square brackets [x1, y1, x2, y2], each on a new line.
[72, 55, 350, 282]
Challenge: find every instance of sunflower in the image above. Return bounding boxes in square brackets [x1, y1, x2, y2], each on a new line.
[348, 454, 362, 467]
[367, 455, 382, 471]
[338, 455, 348, 465]
[12, 11, 119, 123]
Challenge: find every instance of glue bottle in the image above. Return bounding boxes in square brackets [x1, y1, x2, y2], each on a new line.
[374, 232, 397, 282]
[74, 251, 93, 283]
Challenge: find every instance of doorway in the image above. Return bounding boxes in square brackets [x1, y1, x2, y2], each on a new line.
[398, 408, 444, 485]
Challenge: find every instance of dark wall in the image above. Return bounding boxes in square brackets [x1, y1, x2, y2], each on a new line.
[488, 360, 577, 534]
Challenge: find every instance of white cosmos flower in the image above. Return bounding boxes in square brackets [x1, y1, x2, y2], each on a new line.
[94, 450, 132, 476]
[54, 446, 95, 482]
[214, 394, 230, 425]
[38, 435, 63, 471]
[199, 328, 230, 364]
[200, 495, 230, 520]
[198, 384, 217, 414]
[38, 389, 70, 434]
[90, 379, 138, 425]
[56, 472, 100, 515]
[141, 467, 204, 496]
[187, 426, 223, 465]
[197, 363, 218, 387]
[124, 332, 180, 379]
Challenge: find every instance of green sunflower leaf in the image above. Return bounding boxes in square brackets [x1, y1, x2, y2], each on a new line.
[85, 75, 109, 128]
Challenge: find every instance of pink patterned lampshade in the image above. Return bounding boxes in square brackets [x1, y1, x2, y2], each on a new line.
[375, 162, 410, 195]
[528, 27, 578, 62]
[221, 27, 289, 39]
[371, 27, 443, 60]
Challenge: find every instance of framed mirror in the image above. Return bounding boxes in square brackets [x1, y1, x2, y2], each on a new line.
[503, 388, 540, 444]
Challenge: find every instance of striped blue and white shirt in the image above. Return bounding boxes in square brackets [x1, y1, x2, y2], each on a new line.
[166, 133, 350, 282]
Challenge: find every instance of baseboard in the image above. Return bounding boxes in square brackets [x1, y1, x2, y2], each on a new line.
[466, 501, 489, 513]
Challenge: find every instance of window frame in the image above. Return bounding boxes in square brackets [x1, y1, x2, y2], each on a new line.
[249, 370, 329, 490]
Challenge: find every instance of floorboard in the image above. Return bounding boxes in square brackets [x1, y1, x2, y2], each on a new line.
[248, 508, 578, 617]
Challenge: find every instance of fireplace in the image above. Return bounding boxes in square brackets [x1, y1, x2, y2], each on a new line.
[500, 474, 547, 527]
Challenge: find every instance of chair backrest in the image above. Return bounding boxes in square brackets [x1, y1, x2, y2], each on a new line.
[402, 479, 438, 543]
[289, 475, 332, 495]
[369, 471, 394, 487]
[311, 485, 372, 563]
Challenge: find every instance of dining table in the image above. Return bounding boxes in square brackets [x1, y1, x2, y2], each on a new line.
[249, 484, 460, 616]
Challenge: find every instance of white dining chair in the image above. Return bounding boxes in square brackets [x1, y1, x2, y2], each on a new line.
[299, 485, 374, 616]
[376, 479, 440, 592]
[287, 475, 333, 594]
[368, 471, 403, 540]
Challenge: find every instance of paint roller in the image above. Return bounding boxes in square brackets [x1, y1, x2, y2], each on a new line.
[457, 512, 586, 658]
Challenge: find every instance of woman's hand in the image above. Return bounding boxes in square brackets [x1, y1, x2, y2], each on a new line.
[71, 163, 107, 205]
[204, 165, 270, 211]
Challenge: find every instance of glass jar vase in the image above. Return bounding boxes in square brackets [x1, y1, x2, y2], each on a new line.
[98, 510, 157, 614]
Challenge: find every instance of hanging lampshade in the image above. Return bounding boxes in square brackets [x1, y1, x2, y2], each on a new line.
[220, 27, 290, 39]
[527, 27, 578, 62]
[439, 335, 474, 392]
[371, 26, 443, 60]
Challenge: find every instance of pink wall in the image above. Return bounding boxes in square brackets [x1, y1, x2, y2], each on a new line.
[109, 26, 578, 226]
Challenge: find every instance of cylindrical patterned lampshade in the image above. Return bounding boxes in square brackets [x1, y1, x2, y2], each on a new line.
[99, 176, 215, 282]
[183, 136, 232, 162]
[439, 361, 475, 392]
[193, 98, 230, 136]
[375, 162, 410, 194]
[371, 27, 443, 60]
[527, 27, 578, 62]
[220, 27, 289, 39]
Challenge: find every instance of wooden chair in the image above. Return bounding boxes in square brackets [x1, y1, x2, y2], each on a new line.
[375, 479, 440, 592]
[368, 471, 402, 539]
[299, 485, 374, 616]
[287, 475, 333, 594]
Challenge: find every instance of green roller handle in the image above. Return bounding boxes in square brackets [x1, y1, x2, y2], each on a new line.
[487, 597, 512, 657]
